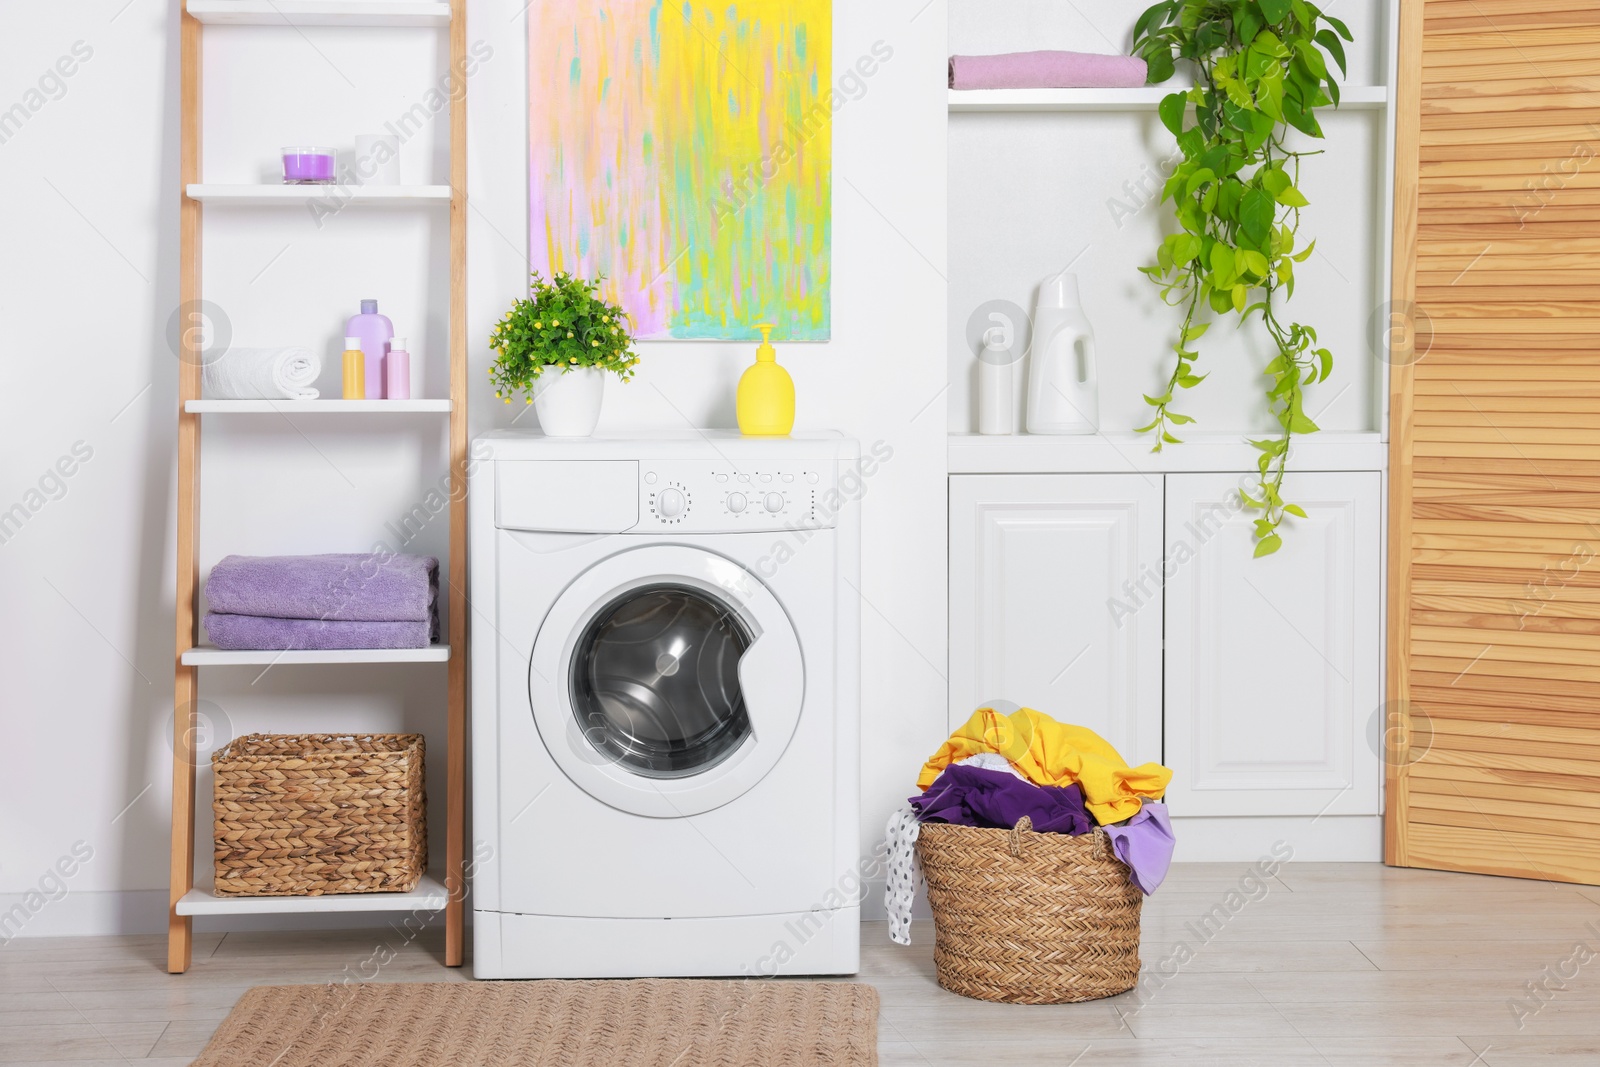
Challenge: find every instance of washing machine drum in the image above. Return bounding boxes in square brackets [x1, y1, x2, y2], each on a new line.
[529, 545, 805, 817]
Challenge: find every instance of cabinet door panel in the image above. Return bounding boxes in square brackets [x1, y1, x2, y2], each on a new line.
[950, 474, 1163, 762]
[1164, 472, 1382, 816]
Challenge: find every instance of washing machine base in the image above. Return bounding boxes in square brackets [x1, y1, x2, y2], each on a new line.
[472, 907, 861, 979]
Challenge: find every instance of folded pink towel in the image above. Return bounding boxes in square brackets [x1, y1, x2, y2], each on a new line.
[949, 50, 1148, 90]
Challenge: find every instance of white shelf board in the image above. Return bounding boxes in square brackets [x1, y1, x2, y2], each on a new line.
[948, 86, 1388, 112]
[176, 875, 449, 916]
[187, 399, 451, 413]
[185, 2, 451, 27]
[185, 184, 451, 204]
[182, 644, 450, 666]
[949, 432, 1387, 474]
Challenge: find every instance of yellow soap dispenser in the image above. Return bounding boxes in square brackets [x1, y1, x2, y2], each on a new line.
[736, 323, 795, 436]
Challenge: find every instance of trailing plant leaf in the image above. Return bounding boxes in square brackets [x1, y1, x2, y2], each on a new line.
[1133, 0, 1348, 553]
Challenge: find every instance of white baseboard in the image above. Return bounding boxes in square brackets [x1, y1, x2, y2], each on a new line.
[1170, 815, 1383, 862]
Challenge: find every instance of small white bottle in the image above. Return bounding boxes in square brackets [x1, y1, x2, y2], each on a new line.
[977, 327, 1015, 435]
[1026, 272, 1100, 435]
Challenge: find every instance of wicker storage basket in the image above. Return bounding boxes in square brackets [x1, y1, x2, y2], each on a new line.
[212, 733, 427, 897]
[917, 816, 1141, 1004]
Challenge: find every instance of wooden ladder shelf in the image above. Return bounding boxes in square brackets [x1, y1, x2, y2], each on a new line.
[169, 0, 467, 972]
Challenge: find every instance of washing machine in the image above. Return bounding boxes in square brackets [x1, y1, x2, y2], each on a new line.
[467, 430, 861, 978]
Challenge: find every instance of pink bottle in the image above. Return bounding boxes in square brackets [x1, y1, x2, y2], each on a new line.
[386, 337, 411, 400]
[345, 299, 392, 400]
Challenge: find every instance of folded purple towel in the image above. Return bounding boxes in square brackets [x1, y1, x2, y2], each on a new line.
[204, 613, 435, 651]
[949, 50, 1148, 90]
[205, 553, 437, 623]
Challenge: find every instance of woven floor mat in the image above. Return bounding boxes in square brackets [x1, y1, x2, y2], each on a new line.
[189, 979, 879, 1066]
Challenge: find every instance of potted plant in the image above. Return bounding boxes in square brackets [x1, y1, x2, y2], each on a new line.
[488, 271, 639, 436]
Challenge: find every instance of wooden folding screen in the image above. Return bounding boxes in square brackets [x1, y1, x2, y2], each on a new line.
[1388, 0, 1600, 883]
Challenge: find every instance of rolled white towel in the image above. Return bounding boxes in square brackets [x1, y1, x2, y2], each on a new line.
[202, 347, 321, 400]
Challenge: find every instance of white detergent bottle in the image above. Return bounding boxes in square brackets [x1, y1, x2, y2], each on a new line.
[1026, 272, 1100, 435]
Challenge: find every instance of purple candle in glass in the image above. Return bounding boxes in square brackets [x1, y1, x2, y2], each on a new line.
[282, 146, 336, 185]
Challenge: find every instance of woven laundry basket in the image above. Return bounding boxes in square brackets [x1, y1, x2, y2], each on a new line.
[212, 733, 427, 897]
[917, 816, 1141, 1003]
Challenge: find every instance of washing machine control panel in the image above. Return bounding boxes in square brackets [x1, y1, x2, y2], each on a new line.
[641, 461, 838, 531]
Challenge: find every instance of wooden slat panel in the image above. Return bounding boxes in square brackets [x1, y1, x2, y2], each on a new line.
[1410, 806, 1600, 843]
[1412, 611, 1600, 636]
[1411, 668, 1600, 701]
[1412, 655, 1600, 684]
[1428, 714, 1600, 748]
[1408, 758, 1600, 793]
[1391, 0, 1600, 885]
[1414, 767, 1600, 809]
[1414, 747, 1600, 780]
[1409, 797, 1600, 834]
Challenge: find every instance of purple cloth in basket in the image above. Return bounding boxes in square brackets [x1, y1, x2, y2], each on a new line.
[910, 764, 1093, 836]
[205, 553, 438, 622]
[1105, 801, 1175, 895]
[949, 50, 1148, 90]
[204, 613, 435, 651]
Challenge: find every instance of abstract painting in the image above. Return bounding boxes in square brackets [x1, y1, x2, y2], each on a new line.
[529, 1, 832, 341]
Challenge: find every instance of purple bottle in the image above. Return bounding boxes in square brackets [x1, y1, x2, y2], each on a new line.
[345, 299, 392, 400]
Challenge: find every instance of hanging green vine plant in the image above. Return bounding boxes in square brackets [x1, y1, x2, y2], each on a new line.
[1132, 1, 1352, 556]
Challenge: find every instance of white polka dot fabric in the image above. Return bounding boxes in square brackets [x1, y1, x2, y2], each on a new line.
[884, 807, 921, 946]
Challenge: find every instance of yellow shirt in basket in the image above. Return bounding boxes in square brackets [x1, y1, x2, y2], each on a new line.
[916, 707, 1171, 825]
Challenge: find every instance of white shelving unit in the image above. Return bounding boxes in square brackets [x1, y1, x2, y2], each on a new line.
[186, 399, 451, 413]
[176, 875, 450, 916]
[181, 644, 451, 666]
[944, 1, 1399, 863]
[185, 1, 451, 27]
[185, 184, 452, 205]
[948, 85, 1389, 112]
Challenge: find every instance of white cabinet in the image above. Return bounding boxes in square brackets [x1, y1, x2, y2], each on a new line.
[1163, 472, 1382, 817]
[949, 474, 1163, 762]
[949, 470, 1382, 820]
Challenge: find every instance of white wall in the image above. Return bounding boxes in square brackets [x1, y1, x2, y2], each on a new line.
[0, 0, 948, 935]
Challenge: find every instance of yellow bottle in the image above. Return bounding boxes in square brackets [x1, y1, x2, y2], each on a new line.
[341, 336, 365, 400]
[736, 323, 795, 436]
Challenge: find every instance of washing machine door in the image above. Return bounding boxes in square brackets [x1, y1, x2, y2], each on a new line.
[528, 545, 805, 817]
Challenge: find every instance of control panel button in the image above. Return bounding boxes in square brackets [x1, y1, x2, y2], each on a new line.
[759, 473, 773, 483]
[658, 488, 686, 518]
[716, 473, 728, 483]
[764, 492, 784, 513]
[782, 473, 794, 482]
[644, 472, 658, 485]
[727, 492, 747, 513]
[806, 472, 819, 484]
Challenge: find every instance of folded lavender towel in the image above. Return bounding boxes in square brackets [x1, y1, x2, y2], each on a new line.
[949, 50, 1148, 90]
[205, 553, 438, 623]
[204, 613, 436, 651]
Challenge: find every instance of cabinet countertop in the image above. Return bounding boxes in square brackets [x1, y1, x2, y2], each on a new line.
[949, 432, 1387, 475]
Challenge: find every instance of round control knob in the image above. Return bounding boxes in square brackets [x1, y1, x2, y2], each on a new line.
[764, 492, 784, 513]
[657, 488, 686, 518]
[726, 492, 747, 513]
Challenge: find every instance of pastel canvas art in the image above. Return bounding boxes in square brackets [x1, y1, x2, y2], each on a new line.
[528, 1, 832, 340]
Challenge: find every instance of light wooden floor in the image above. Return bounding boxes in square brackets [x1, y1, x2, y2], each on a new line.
[3, 863, 1598, 1065]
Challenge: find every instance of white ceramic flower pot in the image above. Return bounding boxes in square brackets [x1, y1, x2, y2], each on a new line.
[531, 366, 604, 437]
